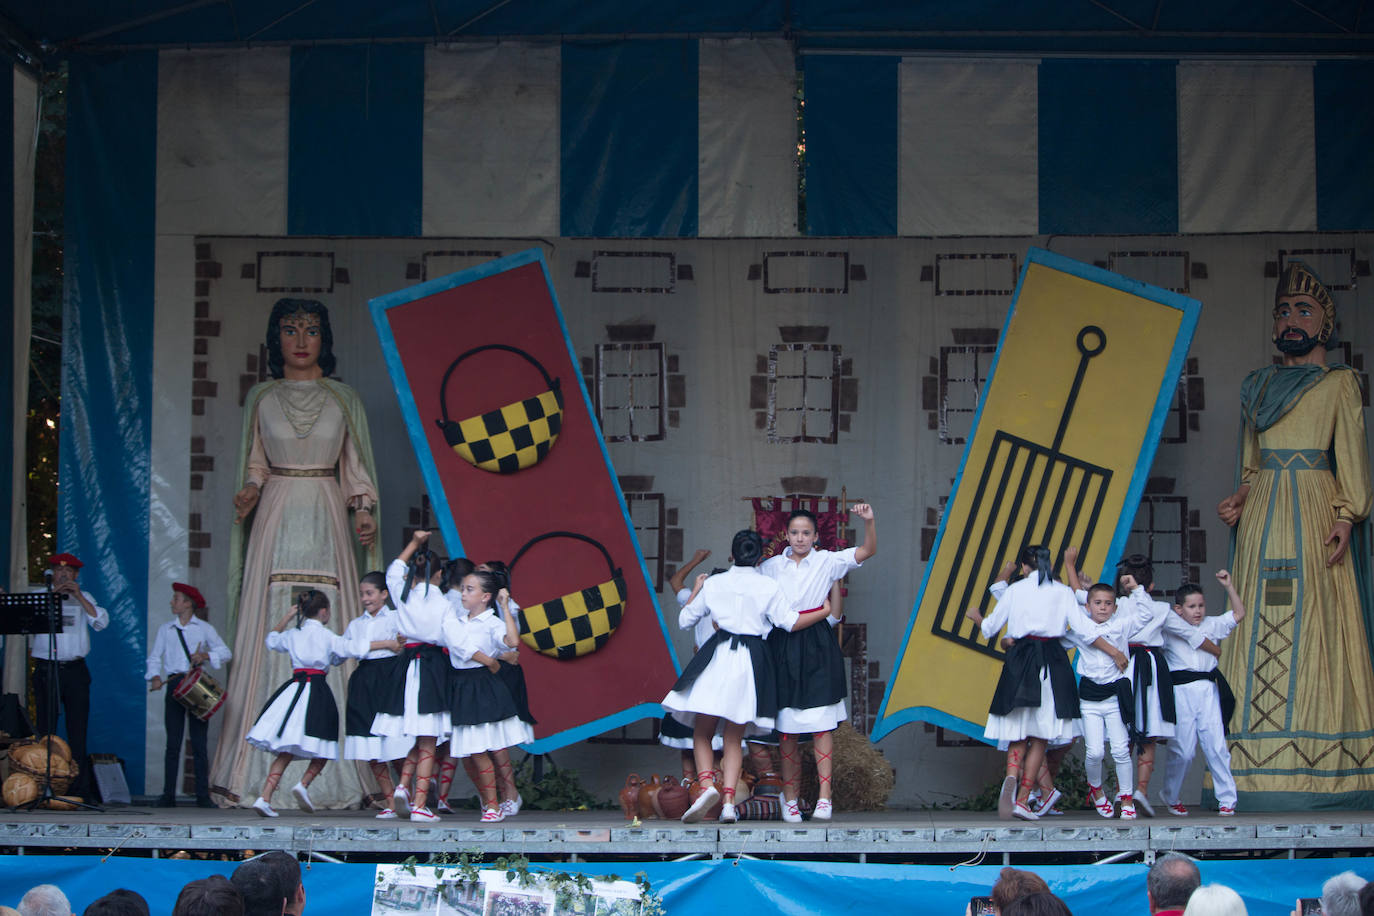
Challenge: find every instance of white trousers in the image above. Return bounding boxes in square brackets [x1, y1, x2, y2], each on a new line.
[1161, 680, 1237, 807]
[1081, 696, 1133, 796]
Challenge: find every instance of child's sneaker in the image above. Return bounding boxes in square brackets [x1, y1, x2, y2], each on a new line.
[1088, 785, 1114, 818]
[1011, 800, 1040, 821]
[410, 806, 440, 823]
[375, 807, 397, 820]
[1034, 787, 1062, 817]
[392, 784, 411, 818]
[718, 803, 738, 824]
[480, 806, 505, 823]
[1166, 802, 1189, 817]
[436, 798, 453, 814]
[290, 782, 314, 813]
[1218, 805, 1236, 816]
[997, 775, 1016, 819]
[503, 794, 523, 816]
[1131, 788, 1155, 817]
[1118, 795, 1137, 820]
[682, 786, 720, 824]
[781, 798, 802, 823]
[251, 797, 278, 818]
[812, 799, 833, 820]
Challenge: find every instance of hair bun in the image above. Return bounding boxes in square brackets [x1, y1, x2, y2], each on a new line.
[731, 530, 764, 567]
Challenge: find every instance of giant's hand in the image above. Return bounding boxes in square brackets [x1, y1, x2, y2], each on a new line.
[1217, 487, 1249, 527]
[355, 509, 377, 547]
[233, 483, 261, 523]
[1326, 519, 1353, 566]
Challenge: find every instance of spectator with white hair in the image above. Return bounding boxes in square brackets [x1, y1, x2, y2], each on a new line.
[17, 885, 73, 916]
[1317, 872, 1369, 916]
[1183, 885, 1246, 916]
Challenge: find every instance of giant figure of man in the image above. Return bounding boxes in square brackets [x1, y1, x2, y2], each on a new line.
[1217, 262, 1374, 809]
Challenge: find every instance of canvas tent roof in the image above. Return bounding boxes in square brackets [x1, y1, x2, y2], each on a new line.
[2, 0, 1372, 64]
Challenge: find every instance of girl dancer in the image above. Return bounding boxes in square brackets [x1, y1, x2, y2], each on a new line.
[761, 503, 877, 823]
[426, 557, 476, 813]
[374, 530, 453, 822]
[341, 572, 411, 818]
[246, 590, 398, 817]
[441, 569, 533, 822]
[663, 530, 832, 824]
[966, 545, 1081, 821]
[479, 560, 536, 816]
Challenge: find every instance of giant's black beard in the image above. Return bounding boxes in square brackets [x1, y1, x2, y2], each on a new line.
[1274, 328, 1319, 356]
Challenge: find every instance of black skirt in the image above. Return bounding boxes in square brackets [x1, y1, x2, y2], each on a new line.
[987, 638, 1080, 720]
[497, 660, 537, 725]
[258, 671, 339, 743]
[767, 623, 846, 711]
[345, 656, 400, 738]
[372, 644, 450, 716]
[449, 666, 522, 727]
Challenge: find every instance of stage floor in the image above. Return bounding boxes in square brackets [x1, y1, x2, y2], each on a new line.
[2, 804, 1372, 862]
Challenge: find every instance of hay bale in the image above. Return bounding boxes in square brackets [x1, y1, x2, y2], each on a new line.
[797, 722, 896, 811]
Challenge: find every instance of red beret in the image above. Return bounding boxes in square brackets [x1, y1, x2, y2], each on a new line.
[48, 553, 83, 569]
[173, 582, 207, 609]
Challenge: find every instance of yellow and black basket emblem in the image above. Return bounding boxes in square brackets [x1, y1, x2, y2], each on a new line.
[434, 344, 565, 474]
[510, 532, 626, 660]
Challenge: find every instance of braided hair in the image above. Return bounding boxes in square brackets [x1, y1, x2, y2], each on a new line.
[402, 547, 441, 603]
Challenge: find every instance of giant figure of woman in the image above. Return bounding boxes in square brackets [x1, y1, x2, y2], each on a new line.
[1217, 262, 1374, 809]
[208, 299, 383, 809]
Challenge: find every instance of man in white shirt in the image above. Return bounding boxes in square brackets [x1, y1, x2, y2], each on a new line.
[147, 582, 232, 807]
[30, 553, 109, 800]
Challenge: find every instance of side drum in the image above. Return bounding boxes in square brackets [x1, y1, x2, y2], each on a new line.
[171, 667, 225, 721]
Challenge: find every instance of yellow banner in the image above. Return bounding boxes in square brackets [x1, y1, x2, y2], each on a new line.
[873, 248, 1200, 741]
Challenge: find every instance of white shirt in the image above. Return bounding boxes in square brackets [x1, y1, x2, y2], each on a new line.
[760, 547, 861, 611]
[1120, 586, 1207, 649]
[680, 565, 799, 637]
[980, 576, 1077, 640]
[387, 559, 451, 645]
[29, 587, 109, 662]
[145, 617, 232, 679]
[677, 586, 717, 648]
[1062, 606, 1138, 684]
[343, 607, 401, 661]
[1163, 611, 1238, 674]
[264, 617, 369, 669]
[442, 607, 510, 669]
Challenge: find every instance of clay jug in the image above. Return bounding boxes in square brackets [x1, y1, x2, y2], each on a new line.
[656, 775, 689, 819]
[753, 771, 783, 797]
[619, 773, 642, 819]
[636, 774, 661, 818]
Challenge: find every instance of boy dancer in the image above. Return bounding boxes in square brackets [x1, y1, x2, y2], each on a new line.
[146, 583, 232, 806]
[1160, 570, 1245, 816]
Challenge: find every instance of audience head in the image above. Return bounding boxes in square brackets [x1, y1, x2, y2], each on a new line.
[232, 850, 305, 916]
[2, 906, 23, 916]
[81, 890, 148, 916]
[172, 876, 243, 916]
[991, 867, 1051, 912]
[1322, 871, 1369, 916]
[1181, 885, 1246, 916]
[1000, 892, 1073, 916]
[18, 885, 73, 916]
[1358, 881, 1374, 916]
[1148, 853, 1201, 913]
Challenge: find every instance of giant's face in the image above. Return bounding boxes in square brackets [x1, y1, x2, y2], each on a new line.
[279, 312, 323, 374]
[1273, 294, 1325, 356]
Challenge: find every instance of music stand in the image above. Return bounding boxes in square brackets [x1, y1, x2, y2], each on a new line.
[0, 589, 102, 812]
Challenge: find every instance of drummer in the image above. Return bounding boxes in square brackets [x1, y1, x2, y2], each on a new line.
[146, 582, 232, 808]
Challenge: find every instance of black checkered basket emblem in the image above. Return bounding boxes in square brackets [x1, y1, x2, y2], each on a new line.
[509, 531, 627, 660]
[434, 344, 565, 474]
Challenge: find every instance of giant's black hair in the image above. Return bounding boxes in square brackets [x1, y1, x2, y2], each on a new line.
[265, 298, 336, 379]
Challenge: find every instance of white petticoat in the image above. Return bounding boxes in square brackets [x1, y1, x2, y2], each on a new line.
[776, 700, 847, 735]
[661, 641, 774, 736]
[343, 733, 415, 762]
[448, 717, 534, 758]
[984, 669, 1077, 744]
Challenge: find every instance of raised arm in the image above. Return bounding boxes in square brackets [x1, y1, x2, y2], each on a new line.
[852, 503, 877, 563]
[668, 548, 711, 595]
[1217, 568, 1245, 624]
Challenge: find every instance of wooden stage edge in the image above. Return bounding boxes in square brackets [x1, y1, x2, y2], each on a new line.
[3, 804, 1374, 864]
